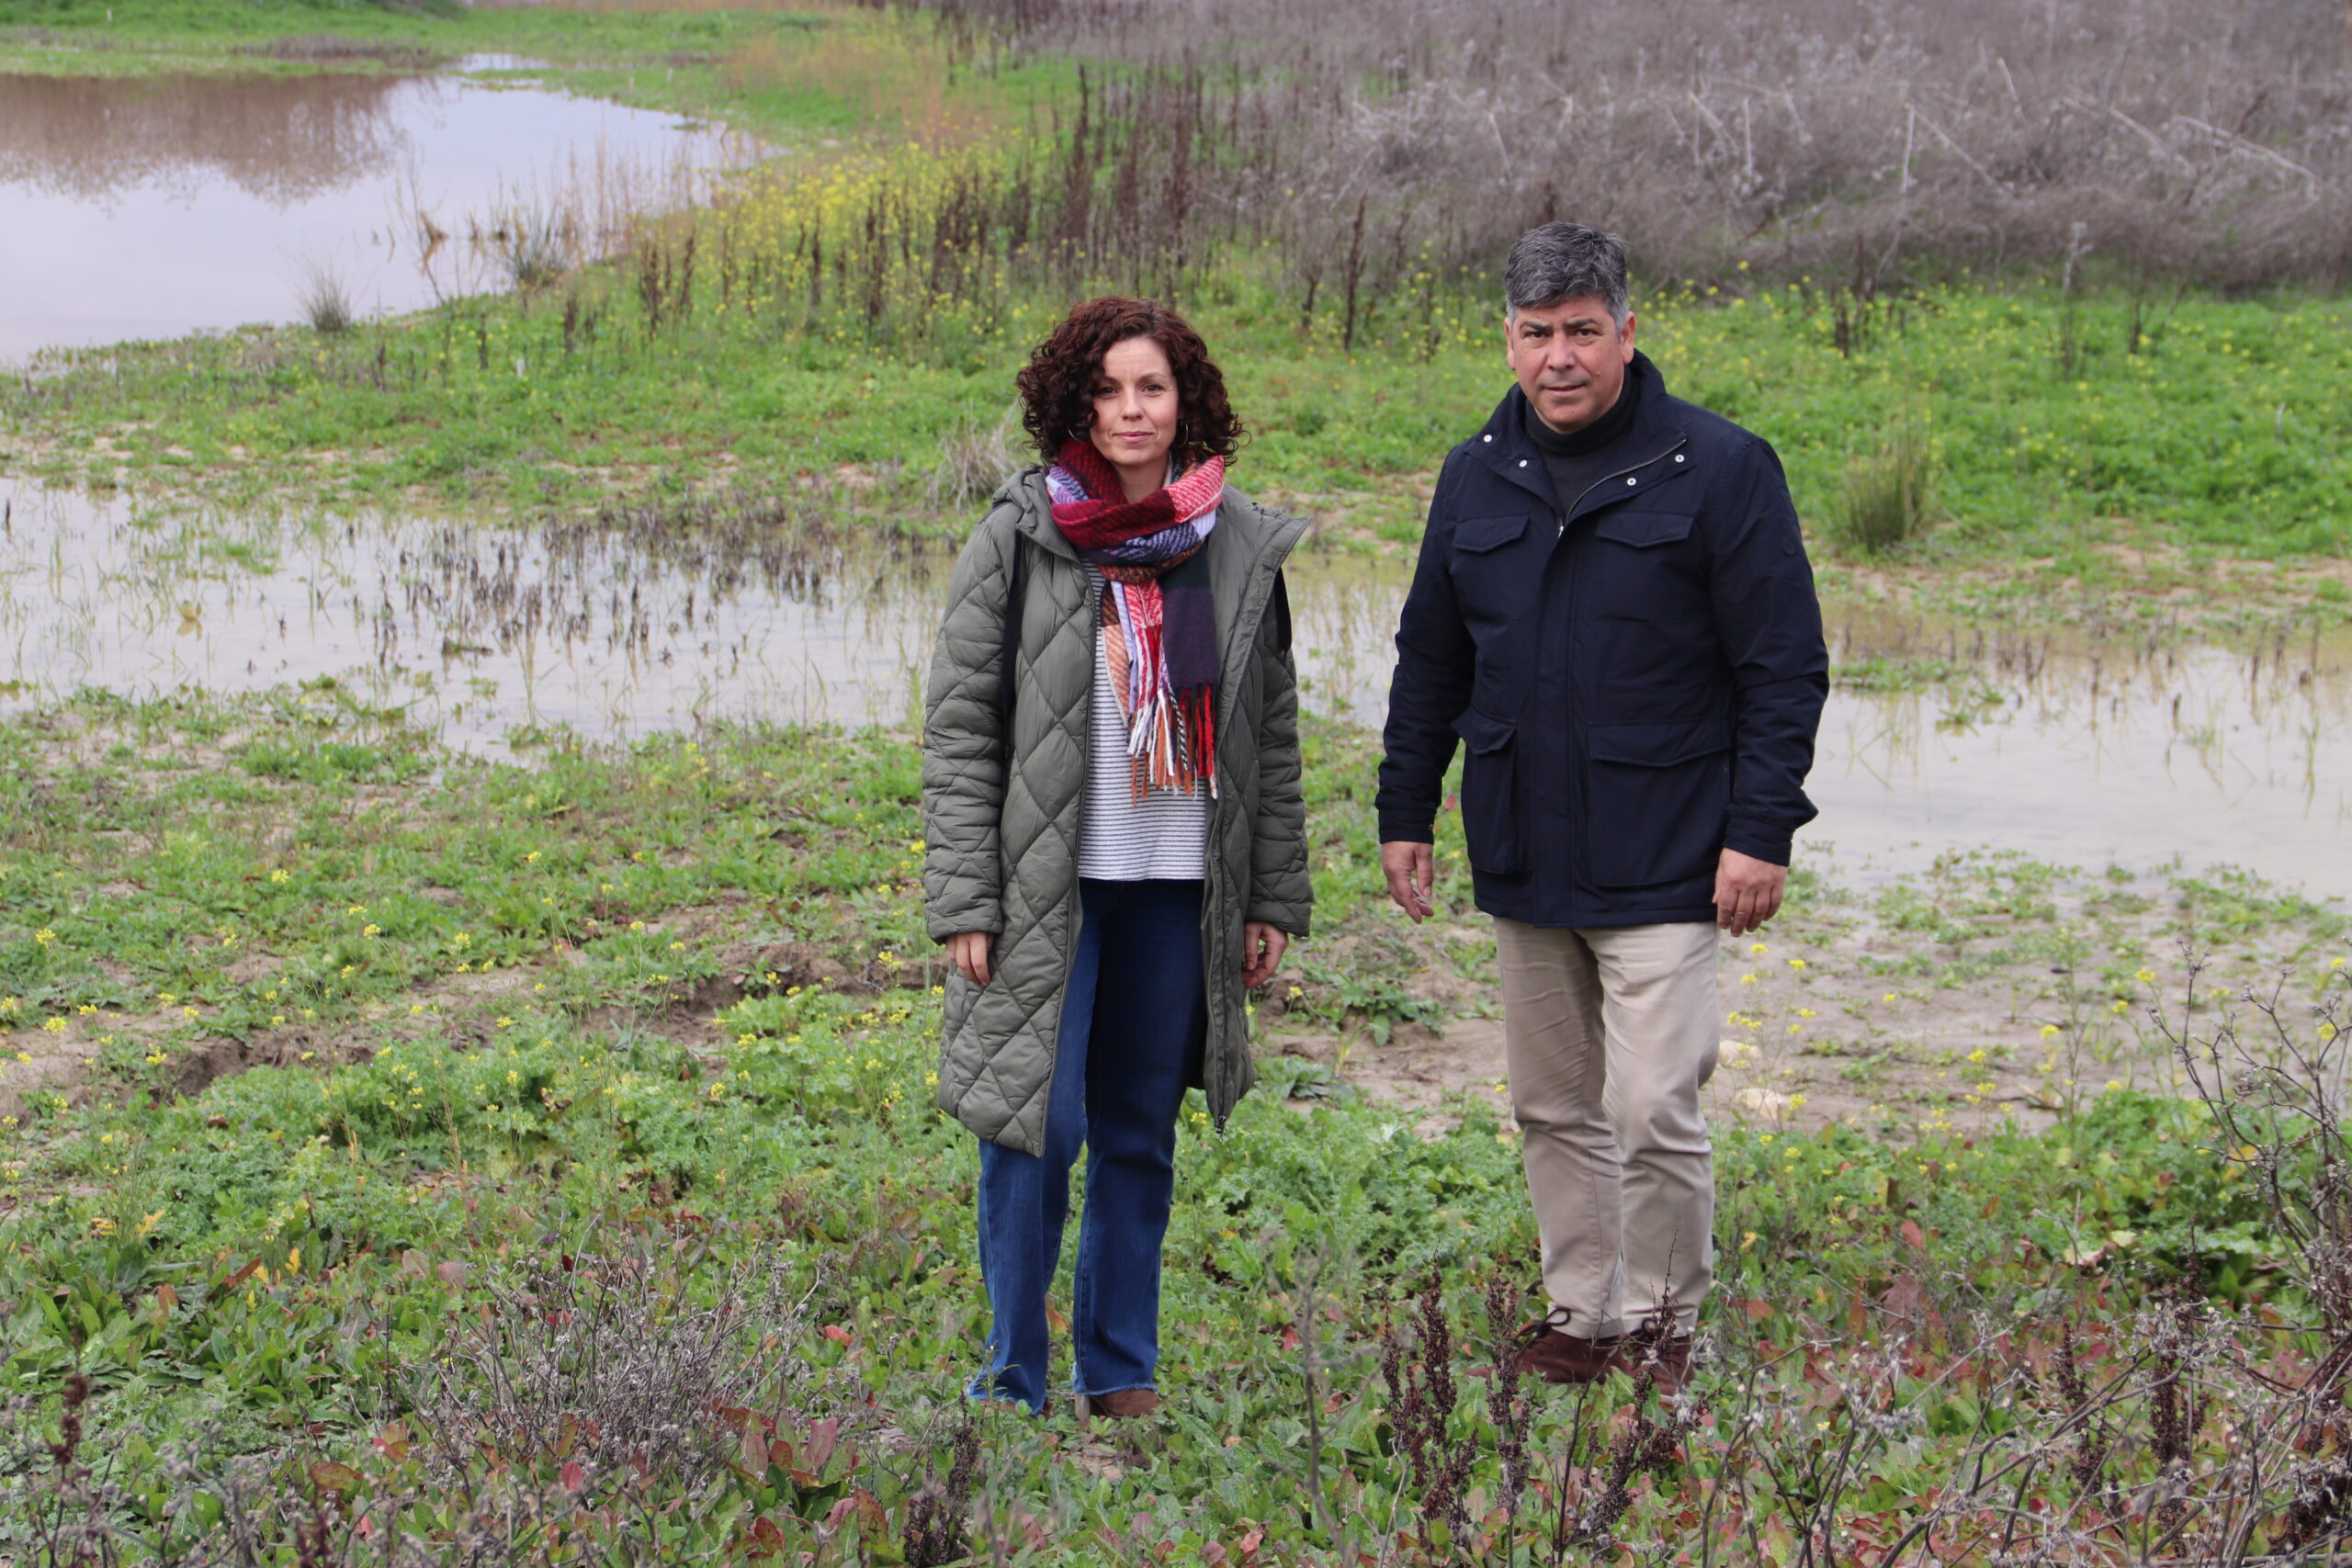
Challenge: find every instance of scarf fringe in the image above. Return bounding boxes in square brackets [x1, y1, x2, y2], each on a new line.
[1093, 552, 1219, 802]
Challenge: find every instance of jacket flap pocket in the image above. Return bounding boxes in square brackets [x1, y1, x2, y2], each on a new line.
[1452, 707, 1516, 755]
[1589, 717, 1731, 766]
[1592, 510, 1696, 548]
[1453, 513, 1529, 553]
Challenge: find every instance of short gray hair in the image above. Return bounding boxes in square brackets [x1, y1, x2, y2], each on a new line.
[1503, 222, 1630, 325]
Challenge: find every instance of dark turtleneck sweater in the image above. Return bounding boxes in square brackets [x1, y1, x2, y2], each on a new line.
[1522, 361, 1641, 521]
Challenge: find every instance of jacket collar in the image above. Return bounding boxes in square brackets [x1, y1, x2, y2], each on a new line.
[1477, 351, 1688, 513]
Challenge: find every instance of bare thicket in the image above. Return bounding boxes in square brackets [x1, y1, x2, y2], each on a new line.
[916, 0, 2351, 302]
[409, 1243, 846, 1497]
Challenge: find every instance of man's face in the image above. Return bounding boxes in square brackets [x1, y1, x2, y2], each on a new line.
[1507, 295, 1636, 435]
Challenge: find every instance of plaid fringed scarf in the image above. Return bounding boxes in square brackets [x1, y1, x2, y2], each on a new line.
[1046, 438, 1226, 801]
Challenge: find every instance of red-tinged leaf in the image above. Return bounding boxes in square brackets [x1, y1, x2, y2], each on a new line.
[560, 1461, 586, 1493]
[1238, 1526, 1265, 1557]
[1900, 1218, 1926, 1253]
[741, 1427, 769, 1475]
[715, 1405, 754, 1433]
[1280, 1325, 1301, 1352]
[807, 1417, 839, 1472]
[789, 1468, 823, 1490]
[1742, 1298, 1772, 1322]
[747, 1517, 786, 1556]
[853, 1488, 888, 1533]
[309, 1461, 360, 1495]
[435, 1259, 468, 1286]
[820, 1324, 853, 1345]
[217, 1258, 263, 1293]
[155, 1282, 180, 1312]
[1203, 1546, 1228, 1567]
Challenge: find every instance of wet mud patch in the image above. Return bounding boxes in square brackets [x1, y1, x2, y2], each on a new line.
[1267, 850, 2347, 1139]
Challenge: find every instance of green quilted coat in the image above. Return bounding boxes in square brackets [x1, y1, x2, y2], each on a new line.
[920, 468, 1313, 1156]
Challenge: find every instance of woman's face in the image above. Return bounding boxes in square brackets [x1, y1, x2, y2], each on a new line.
[1087, 334, 1178, 498]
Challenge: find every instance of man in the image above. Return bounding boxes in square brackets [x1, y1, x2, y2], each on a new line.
[1376, 222, 1826, 1393]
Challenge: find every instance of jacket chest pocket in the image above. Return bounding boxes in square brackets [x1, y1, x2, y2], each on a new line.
[1586, 508, 1700, 621]
[1448, 513, 1535, 701]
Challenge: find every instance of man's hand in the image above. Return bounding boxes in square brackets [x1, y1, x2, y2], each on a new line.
[1381, 840, 1436, 923]
[1240, 922, 1289, 989]
[947, 931, 996, 986]
[1713, 848, 1787, 937]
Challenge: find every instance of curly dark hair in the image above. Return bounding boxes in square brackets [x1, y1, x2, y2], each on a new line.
[1013, 296, 1246, 467]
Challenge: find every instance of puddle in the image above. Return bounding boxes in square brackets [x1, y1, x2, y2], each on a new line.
[0, 62, 763, 363]
[2, 477, 2347, 897]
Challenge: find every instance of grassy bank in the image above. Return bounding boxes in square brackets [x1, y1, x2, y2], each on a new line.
[9, 275, 2351, 601]
[3, 689, 2350, 1562]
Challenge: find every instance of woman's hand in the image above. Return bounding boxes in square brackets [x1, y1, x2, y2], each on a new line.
[948, 931, 997, 986]
[1240, 922, 1288, 990]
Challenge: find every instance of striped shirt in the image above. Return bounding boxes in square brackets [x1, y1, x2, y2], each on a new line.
[1077, 564, 1210, 881]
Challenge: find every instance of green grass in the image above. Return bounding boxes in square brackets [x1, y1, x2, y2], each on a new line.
[0, 689, 2335, 1562]
[8, 272, 2349, 575]
[9, 15, 2352, 1557]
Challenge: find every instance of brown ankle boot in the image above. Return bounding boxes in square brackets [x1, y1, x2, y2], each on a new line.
[1611, 1331, 1694, 1395]
[1505, 1312, 1623, 1386]
[1074, 1388, 1160, 1422]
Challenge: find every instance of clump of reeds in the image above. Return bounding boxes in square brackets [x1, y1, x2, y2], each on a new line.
[488, 197, 578, 294]
[294, 258, 357, 336]
[1831, 421, 1939, 557]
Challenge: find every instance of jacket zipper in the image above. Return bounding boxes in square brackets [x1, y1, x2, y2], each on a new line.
[1555, 436, 1690, 536]
[1047, 542, 1096, 1145]
[1548, 435, 1690, 904]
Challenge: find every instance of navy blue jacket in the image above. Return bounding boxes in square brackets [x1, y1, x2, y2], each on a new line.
[1376, 354, 1828, 928]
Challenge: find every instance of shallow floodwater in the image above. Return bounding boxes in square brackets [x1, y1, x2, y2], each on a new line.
[0, 62, 761, 363]
[4, 477, 2348, 896]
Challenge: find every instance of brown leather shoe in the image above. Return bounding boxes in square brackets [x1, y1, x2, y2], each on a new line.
[1612, 1332, 1694, 1396]
[1506, 1313, 1623, 1386]
[1074, 1388, 1160, 1422]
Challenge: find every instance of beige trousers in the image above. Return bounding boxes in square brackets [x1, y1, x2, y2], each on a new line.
[1493, 918, 1719, 1338]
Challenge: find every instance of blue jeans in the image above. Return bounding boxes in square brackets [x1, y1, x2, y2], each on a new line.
[973, 877, 1205, 1412]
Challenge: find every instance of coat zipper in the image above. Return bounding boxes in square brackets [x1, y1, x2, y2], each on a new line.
[1044, 542, 1095, 1149]
[1555, 436, 1690, 537]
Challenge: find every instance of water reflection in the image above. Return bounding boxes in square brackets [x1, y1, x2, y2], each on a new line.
[0, 70, 415, 204]
[2, 477, 2346, 896]
[0, 62, 764, 362]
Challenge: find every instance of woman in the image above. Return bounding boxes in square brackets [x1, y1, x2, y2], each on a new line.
[921, 297, 1311, 1419]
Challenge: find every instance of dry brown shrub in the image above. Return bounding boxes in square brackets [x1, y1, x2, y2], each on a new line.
[911, 0, 2352, 294]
